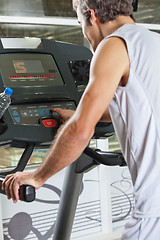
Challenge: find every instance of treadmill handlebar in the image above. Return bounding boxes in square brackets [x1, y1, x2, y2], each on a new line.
[0, 176, 36, 202]
[0, 146, 125, 202]
[84, 146, 126, 167]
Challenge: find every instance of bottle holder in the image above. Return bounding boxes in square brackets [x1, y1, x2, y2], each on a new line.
[0, 117, 8, 135]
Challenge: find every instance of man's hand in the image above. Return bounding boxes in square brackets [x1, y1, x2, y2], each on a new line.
[2, 171, 42, 203]
[51, 108, 75, 123]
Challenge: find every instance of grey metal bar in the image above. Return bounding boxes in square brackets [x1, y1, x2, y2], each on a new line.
[53, 154, 84, 240]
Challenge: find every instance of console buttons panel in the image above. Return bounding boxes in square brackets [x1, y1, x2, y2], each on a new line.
[9, 101, 76, 126]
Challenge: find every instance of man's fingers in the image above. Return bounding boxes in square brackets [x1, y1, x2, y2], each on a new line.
[9, 178, 19, 203]
[3, 175, 14, 200]
[51, 108, 65, 122]
[2, 174, 13, 190]
[2, 173, 21, 203]
[51, 108, 75, 122]
[50, 108, 62, 115]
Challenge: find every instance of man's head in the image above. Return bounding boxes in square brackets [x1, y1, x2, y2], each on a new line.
[73, 0, 134, 24]
[73, 0, 135, 52]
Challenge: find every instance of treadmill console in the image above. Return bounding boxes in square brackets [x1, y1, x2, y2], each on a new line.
[0, 38, 114, 148]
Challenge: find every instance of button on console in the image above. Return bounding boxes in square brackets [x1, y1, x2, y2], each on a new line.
[42, 119, 57, 128]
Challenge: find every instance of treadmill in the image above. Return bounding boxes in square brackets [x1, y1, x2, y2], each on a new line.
[0, 37, 126, 240]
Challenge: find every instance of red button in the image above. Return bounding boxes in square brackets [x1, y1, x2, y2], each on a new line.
[42, 119, 57, 128]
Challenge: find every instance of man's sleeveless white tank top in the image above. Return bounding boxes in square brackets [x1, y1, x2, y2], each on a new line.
[107, 24, 160, 218]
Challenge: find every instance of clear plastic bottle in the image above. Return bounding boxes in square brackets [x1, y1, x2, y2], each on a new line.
[0, 87, 13, 119]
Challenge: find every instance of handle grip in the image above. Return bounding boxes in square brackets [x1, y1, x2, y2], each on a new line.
[0, 176, 36, 202]
[19, 184, 36, 202]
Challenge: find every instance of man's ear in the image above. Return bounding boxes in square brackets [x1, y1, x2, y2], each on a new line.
[87, 8, 97, 25]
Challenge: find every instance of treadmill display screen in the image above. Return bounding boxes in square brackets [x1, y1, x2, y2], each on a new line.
[0, 53, 64, 87]
[13, 60, 45, 74]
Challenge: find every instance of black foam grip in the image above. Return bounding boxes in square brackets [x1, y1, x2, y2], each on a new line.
[19, 185, 36, 202]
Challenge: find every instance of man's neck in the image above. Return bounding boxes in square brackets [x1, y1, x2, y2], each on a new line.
[99, 16, 135, 38]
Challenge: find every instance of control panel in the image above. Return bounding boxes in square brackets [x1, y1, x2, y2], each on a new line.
[9, 101, 75, 125]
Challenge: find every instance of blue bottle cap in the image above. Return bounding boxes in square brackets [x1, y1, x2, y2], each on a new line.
[5, 87, 13, 96]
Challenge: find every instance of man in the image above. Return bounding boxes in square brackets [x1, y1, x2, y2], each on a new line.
[3, 0, 160, 239]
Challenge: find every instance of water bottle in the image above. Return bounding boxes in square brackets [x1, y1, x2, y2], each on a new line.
[0, 87, 13, 119]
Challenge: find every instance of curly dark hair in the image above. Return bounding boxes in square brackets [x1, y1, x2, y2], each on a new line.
[73, 0, 135, 23]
